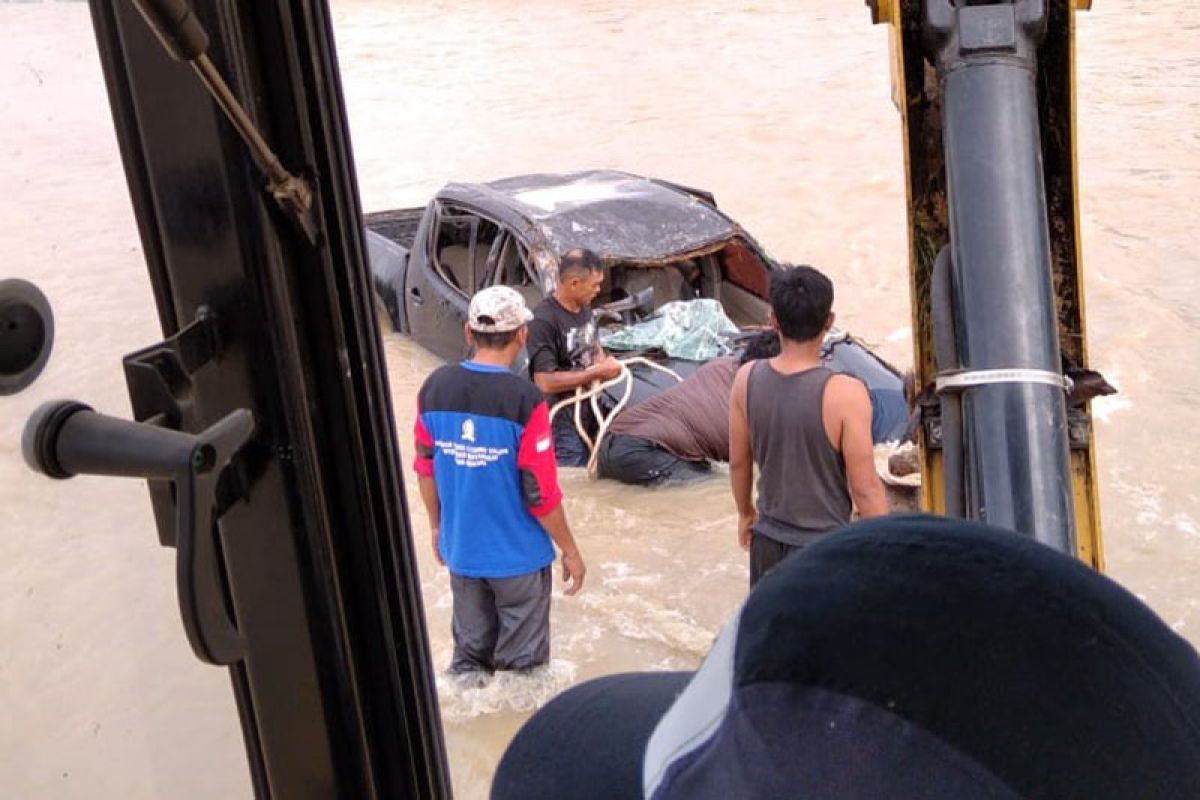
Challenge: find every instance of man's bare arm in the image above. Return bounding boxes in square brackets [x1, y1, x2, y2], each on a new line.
[416, 474, 444, 565]
[536, 504, 586, 595]
[831, 376, 889, 518]
[729, 362, 756, 550]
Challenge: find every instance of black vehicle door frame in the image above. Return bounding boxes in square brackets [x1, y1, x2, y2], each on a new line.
[408, 201, 474, 361]
[411, 201, 512, 361]
[428, 201, 478, 296]
[479, 229, 511, 288]
[79, 1, 452, 797]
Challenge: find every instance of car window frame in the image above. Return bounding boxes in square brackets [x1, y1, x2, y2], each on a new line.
[428, 202, 510, 299]
[487, 232, 537, 290]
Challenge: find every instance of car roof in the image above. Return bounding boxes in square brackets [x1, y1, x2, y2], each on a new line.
[439, 170, 740, 262]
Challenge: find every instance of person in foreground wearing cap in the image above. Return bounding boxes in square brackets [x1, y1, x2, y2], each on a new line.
[730, 265, 888, 585]
[492, 514, 1200, 799]
[413, 286, 586, 678]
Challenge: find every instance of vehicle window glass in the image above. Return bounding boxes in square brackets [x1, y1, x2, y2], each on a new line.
[4, 15, 252, 790]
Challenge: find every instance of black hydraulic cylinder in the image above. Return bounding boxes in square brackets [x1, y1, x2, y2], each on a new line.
[925, 0, 1076, 552]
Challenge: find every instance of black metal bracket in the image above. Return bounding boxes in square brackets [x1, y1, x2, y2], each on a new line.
[124, 307, 220, 546]
[925, 0, 1047, 71]
[23, 400, 254, 665]
[22, 307, 257, 665]
[129, 0, 321, 244]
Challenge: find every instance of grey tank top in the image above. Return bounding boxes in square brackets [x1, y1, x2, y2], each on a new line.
[746, 361, 851, 546]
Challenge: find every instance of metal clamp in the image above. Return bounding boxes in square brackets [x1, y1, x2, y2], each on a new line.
[936, 368, 1070, 394]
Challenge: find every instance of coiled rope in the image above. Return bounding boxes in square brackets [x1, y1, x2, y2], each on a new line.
[547, 357, 684, 478]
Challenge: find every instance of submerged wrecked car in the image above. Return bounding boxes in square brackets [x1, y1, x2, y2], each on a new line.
[365, 169, 908, 442]
[366, 170, 774, 345]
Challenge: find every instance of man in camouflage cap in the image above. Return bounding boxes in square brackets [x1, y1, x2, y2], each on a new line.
[413, 286, 586, 678]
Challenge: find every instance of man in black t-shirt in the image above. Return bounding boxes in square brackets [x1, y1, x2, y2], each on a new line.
[526, 248, 622, 466]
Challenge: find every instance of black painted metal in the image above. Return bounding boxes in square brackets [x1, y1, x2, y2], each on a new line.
[129, 0, 209, 60]
[82, 0, 450, 796]
[924, 0, 1076, 552]
[24, 400, 195, 480]
[931, 247, 964, 519]
[23, 401, 253, 665]
[0, 278, 55, 395]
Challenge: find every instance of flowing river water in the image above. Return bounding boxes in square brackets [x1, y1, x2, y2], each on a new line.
[2, 1, 1198, 797]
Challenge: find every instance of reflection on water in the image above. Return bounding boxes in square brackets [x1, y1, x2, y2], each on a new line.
[1, 0, 1198, 798]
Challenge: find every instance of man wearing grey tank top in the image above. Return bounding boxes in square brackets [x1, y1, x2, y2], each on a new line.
[730, 266, 888, 585]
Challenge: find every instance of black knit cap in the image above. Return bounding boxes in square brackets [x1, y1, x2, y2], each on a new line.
[493, 514, 1200, 799]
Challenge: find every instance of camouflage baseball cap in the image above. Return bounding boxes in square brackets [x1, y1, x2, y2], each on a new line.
[468, 286, 534, 333]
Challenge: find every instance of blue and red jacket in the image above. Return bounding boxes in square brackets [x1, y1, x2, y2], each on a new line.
[414, 361, 562, 578]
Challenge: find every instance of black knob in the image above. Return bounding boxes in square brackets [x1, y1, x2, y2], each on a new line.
[22, 400, 92, 479]
[0, 278, 55, 396]
[23, 401, 198, 481]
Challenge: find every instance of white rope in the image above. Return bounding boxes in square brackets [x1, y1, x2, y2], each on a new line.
[548, 372, 627, 426]
[586, 358, 683, 477]
[546, 357, 684, 479]
[626, 357, 685, 383]
[586, 365, 635, 478]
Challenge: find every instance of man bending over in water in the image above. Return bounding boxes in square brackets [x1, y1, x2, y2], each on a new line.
[595, 331, 780, 485]
[595, 330, 908, 487]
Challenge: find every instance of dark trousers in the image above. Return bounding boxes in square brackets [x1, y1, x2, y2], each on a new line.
[552, 415, 590, 467]
[749, 533, 803, 587]
[596, 433, 712, 486]
[449, 567, 552, 673]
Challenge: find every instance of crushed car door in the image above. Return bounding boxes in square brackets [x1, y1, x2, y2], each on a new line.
[406, 203, 473, 362]
[407, 204, 501, 362]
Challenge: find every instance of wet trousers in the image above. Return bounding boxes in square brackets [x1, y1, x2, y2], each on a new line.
[596, 433, 712, 486]
[449, 566, 552, 673]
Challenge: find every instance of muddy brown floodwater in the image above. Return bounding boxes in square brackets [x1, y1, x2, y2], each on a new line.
[1, 1, 1197, 797]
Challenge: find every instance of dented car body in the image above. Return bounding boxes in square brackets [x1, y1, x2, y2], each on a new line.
[365, 169, 777, 362]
